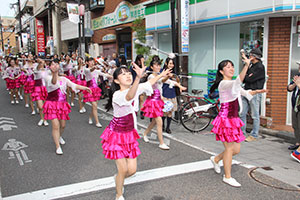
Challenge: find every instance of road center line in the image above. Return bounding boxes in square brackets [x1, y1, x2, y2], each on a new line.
[2, 159, 239, 200]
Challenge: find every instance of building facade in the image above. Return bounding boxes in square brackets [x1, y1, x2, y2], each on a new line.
[145, 0, 300, 130]
[90, 0, 149, 60]
[0, 16, 18, 55]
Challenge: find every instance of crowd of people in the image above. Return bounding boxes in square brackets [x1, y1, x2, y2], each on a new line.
[1, 48, 299, 200]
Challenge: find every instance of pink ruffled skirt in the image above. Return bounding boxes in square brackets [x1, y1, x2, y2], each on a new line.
[211, 99, 245, 143]
[31, 86, 48, 101]
[43, 89, 71, 120]
[66, 75, 76, 83]
[19, 74, 27, 85]
[100, 114, 140, 160]
[141, 89, 164, 118]
[24, 81, 35, 94]
[83, 79, 101, 102]
[6, 79, 18, 90]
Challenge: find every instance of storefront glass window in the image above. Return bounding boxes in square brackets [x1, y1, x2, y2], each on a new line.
[239, 19, 264, 70]
[216, 23, 240, 77]
[158, 31, 172, 61]
[189, 26, 214, 93]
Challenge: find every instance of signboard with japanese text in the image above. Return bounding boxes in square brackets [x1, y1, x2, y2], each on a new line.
[36, 19, 45, 56]
[67, 3, 79, 24]
[181, 0, 189, 53]
[92, 1, 145, 30]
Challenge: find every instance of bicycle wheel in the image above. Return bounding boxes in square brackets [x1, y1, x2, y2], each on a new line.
[171, 94, 190, 123]
[180, 99, 213, 133]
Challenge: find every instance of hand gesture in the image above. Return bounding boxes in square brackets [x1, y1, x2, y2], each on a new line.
[293, 75, 299, 83]
[179, 85, 187, 91]
[241, 53, 253, 66]
[160, 68, 172, 77]
[85, 87, 92, 94]
[132, 62, 146, 78]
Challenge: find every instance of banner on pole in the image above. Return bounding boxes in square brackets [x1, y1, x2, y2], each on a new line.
[181, 0, 189, 53]
[67, 3, 79, 24]
[36, 19, 45, 56]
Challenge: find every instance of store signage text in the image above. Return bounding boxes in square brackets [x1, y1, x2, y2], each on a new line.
[102, 34, 116, 41]
[92, 1, 145, 30]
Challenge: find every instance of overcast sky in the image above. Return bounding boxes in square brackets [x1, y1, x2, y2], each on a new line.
[0, 0, 18, 17]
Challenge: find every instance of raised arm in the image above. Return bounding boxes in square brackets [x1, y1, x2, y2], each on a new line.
[239, 53, 251, 82]
[125, 62, 146, 101]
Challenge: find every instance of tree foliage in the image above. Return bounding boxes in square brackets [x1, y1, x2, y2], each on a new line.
[131, 17, 150, 57]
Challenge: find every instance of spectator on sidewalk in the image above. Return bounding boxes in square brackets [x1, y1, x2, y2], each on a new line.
[291, 74, 300, 163]
[287, 62, 300, 151]
[240, 48, 266, 142]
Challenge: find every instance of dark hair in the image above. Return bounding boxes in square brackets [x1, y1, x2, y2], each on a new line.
[163, 57, 175, 70]
[209, 60, 234, 95]
[119, 55, 127, 66]
[51, 59, 60, 65]
[150, 55, 161, 70]
[105, 66, 131, 111]
[134, 55, 144, 68]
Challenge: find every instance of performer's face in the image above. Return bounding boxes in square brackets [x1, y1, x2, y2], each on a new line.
[116, 69, 132, 87]
[151, 63, 161, 73]
[220, 62, 234, 79]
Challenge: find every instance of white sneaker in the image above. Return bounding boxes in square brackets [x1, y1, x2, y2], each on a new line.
[31, 110, 36, 115]
[82, 107, 86, 113]
[11, 100, 15, 105]
[114, 174, 124, 195]
[71, 102, 75, 107]
[159, 143, 170, 150]
[210, 156, 221, 174]
[115, 196, 125, 200]
[19, 95, 23, 100]
[43, 120, 49, 126]
[96, 122, 102, 128]
[143, 135, 149, 143]
[25, 104, 29, 108]
[56, 146, 63, 155]
[88, 118, 93, 124]
[38, 119, 44, 126]
[223, 176, 241, 187]
[15, 100, 19, 104]
[59, 137, 66, 145]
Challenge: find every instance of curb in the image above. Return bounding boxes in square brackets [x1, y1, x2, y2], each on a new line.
[247, 125, 294, 142]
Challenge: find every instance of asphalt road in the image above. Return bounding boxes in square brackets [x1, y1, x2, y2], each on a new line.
[0, 80, 300, 200]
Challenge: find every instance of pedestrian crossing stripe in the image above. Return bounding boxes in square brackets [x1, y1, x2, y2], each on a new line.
[2, 159, 241, 200]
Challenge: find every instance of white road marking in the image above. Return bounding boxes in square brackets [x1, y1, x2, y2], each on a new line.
[0, 121, 16, 125]
[0, 117, 14, 121]
[2, 159, 239, 200]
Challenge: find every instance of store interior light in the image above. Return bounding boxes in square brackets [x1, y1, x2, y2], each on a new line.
[116, 28, 123, 31]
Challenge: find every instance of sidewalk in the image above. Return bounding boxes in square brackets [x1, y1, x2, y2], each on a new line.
[98, 100, 300, 189]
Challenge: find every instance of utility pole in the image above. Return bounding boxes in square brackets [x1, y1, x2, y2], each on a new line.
[48, 0, 53, 55]
[78, 0, 82, 57]
[177, 0, 189, 87]
[170, 0, 178, 74]
[0, 16, 4, 53]
[17, 0, 23, 48]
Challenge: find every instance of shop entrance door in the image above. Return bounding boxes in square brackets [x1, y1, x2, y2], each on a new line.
[124, 43, 132, 62]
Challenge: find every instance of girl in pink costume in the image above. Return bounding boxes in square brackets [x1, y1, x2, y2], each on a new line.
[61, 54, 76, 106]
[141, 56, 185, 150]
[75, 57, 87, 113]
[43, 60, 91, 155]
[209, 57, 267, 187]
[16, 58, 25, 100]
[4, 58, 21, 104]
[31, 59, 49, 126]
[101, 64, 170, 200]
[22, 56, 37, 113]
[83, 57, 112, 128]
